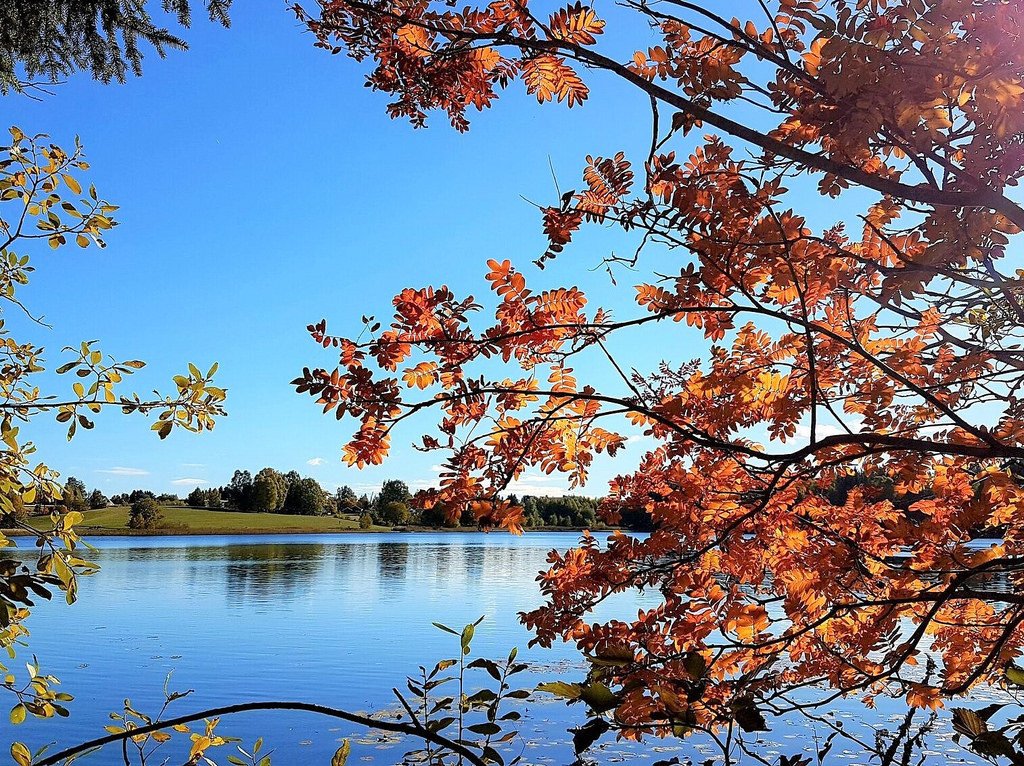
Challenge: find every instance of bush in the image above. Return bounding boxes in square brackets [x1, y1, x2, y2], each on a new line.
[380, 501, 411, 526]
[127, 497, 162, 530]
[359, 513, 373, 529]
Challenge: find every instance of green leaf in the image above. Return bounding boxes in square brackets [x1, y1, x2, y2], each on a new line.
[579, 682, 618, 713]
[571, 718, 610, 755]
[461, 623, 475, 653]
[1005, 664, 1024, 688]
[481, 745, 504, 766]
[9, 703, 26, 724]
[731, 697, 768, 732]
[427, 716, 457, 732]
[468, 722, 501, 736]
[468, 658, 501, 680]
[466, 688, 497, 704]
[682, 651, 706, 678]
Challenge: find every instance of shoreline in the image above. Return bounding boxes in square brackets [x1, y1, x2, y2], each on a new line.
[2, 524, 606, 538]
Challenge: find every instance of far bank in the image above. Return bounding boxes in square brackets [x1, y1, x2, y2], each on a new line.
[3, 505, 611, 537]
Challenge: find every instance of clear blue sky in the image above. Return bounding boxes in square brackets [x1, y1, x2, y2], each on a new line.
[5, 3, 679, 498]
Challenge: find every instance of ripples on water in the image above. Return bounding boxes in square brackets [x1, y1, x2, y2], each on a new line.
[1, 533, 996, 764]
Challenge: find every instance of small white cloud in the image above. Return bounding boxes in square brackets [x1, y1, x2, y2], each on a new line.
[172, 477, 209, 486]
[307, 457, 327, 467]
[505, 481, 571, 497]
[97, 467, 149, 476]
[794, 424, 845, 440]
[350, 483, 383, 495]
[514, 472, 559, 483]
[180, 463, 205, 469]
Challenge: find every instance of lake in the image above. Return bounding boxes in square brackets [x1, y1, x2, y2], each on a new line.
[3, 533, 996, 764]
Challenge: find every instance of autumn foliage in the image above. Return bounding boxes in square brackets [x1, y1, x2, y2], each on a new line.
[293, 0, 1024, 746]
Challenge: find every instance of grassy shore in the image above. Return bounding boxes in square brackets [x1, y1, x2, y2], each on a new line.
[5, 506, 603, 537]
[12, 505, 392, 535]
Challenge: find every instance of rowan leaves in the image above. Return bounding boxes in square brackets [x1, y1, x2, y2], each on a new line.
[521, 55, 588, 106]
[548, 3, 605, 46]
[298, 0, 1024, 749]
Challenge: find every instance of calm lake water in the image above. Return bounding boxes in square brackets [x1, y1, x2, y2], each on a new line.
[2, 533, 998, 764]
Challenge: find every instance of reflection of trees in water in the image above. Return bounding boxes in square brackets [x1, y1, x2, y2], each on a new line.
[223, 544, 325, 604]
[370, 541, 543, 584]
[92, 538, 556, 617]
[377, 542, 409, 580]
[464, 545, 485, 581]
[33, 538, 1024, 766]
[433, 542, 452, 581]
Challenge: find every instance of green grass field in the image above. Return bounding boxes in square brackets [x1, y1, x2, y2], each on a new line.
[20, 505, 387, 535]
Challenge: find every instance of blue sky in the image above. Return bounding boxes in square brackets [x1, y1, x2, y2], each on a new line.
[4, 3, 683, 498]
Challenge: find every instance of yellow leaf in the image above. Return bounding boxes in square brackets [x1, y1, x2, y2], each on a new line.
[10, 742, 31, 766]
[332, 739, 351, 766]
[189, 735, 212, 760]
[536, 681, 582, 699]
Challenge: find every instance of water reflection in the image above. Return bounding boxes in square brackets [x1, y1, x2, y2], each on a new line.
[223, 543, 324, 603]
[377, 542, 409, 580]
[7, 533, 1002, 766]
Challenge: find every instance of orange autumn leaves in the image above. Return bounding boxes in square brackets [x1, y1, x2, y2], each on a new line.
[295, 0, 1024, 740]
[297, 0, 604, 129]
[293, 257, 627, 521]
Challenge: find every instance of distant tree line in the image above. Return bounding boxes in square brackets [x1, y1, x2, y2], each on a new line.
[3, 470, 656, 531]
[171, 470, 634, 530]
[26, 469, 988, 536]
